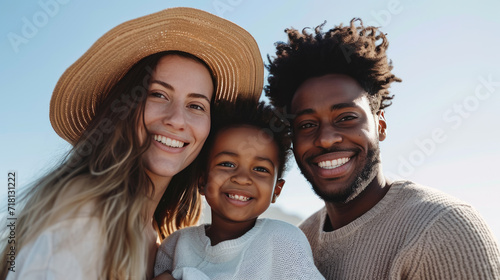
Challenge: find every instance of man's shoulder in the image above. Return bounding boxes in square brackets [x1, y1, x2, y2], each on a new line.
[298, 207, 325, 232]
[297, 182, 478, 233]
[388, 181, 490, 234]
[394, 180, 471, 211]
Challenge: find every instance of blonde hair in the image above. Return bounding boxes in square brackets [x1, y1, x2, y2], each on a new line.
[1, 52, 204, 279]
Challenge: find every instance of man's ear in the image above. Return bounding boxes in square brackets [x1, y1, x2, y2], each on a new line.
[271, 179, 285, 203]
[377, 110, 387, 141]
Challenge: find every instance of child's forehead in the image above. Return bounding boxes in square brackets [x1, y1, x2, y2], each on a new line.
[212, 125, 279, 160]
[216, 125, 268, 143]
[218, 124, 259, 134]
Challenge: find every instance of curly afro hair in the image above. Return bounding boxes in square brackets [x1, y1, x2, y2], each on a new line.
[265, 18, 401, 113]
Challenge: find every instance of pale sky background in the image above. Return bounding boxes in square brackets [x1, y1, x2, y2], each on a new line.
[1, 0, 499, 241]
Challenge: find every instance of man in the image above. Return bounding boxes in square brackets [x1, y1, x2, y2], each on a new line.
[266, 19, 500, 279]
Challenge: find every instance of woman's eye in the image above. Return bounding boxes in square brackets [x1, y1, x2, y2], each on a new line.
[189, 104, 205, 111]
[254, 166, 270, 173]
[150, 92, 166, 99]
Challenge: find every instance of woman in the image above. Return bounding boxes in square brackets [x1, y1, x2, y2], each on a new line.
[1, 7, 263, 280]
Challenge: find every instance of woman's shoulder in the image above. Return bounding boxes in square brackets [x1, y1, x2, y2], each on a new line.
[26, 213, 103, 252]
[11, 215, 103, 280]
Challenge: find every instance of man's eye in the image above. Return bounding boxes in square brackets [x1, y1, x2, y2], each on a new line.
[298, 122, 316, 129]
[339, 115, 357, 122]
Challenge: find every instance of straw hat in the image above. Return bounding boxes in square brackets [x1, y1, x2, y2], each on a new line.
[50, 7, 264, 145]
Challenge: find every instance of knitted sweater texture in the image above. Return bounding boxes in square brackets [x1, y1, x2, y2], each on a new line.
[155, 218, 325, 279]
[300, 181, 500, 279]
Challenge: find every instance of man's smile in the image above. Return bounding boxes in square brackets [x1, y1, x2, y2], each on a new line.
[317, 157, 350, 169]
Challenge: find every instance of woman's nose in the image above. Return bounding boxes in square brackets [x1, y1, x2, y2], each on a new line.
[163, 102, 186, 130]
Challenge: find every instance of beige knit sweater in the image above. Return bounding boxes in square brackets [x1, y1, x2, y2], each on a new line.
[299, 181, 500, 279]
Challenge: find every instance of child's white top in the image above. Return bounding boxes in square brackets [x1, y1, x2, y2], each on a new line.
[154, 218, 325, 280]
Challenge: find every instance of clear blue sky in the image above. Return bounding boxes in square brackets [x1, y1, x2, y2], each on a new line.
[2, 0, 500, 240]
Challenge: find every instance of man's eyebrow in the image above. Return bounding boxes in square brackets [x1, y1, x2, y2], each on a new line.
[330, 102, 358, 111]
[294, 108, 315, 118]
[294, 102, 359, 118]
[150, 80, 210, 103]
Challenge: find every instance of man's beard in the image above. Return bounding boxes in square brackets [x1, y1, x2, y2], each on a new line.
[297, 143, 381, 204]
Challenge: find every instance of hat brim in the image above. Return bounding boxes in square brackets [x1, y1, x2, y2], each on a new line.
[50, 7, 263, 144]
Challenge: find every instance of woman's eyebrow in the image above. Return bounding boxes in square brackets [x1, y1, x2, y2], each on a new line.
[188, 93, 210, 103]
[150, 80, 210, 102]
[150, 79, 174, 90]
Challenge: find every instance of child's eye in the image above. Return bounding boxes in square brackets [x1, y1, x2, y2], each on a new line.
[253, 166, 270, 173]
[218, 162, 235, 168]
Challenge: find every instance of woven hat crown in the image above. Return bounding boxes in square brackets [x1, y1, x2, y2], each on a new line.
[50, 7, 264, 144]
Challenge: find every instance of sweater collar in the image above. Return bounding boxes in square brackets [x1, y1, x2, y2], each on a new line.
[318, 180, 412, 239]
[195, 218, 267, 262]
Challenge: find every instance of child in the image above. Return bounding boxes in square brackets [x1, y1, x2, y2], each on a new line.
[154, 99, 325, 280]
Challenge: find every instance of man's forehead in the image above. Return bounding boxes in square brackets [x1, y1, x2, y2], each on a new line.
[291, 91, 371, 115]
[291, 74, 368, 112]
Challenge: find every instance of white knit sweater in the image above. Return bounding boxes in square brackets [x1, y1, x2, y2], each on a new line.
[300, 181, 500, 279]
[154, 218, 325, 280]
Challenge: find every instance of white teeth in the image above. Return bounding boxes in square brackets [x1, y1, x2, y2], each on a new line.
[228, 194, 250, 202]
[154, 135, 185, 148]
[318, 157, 350, 169]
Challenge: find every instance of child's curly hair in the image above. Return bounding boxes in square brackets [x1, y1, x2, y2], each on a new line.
[197, 97, 292, 180]
[265, 18, 402, 113]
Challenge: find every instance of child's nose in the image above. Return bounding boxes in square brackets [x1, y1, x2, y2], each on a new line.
[230, 170, 252, 186]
